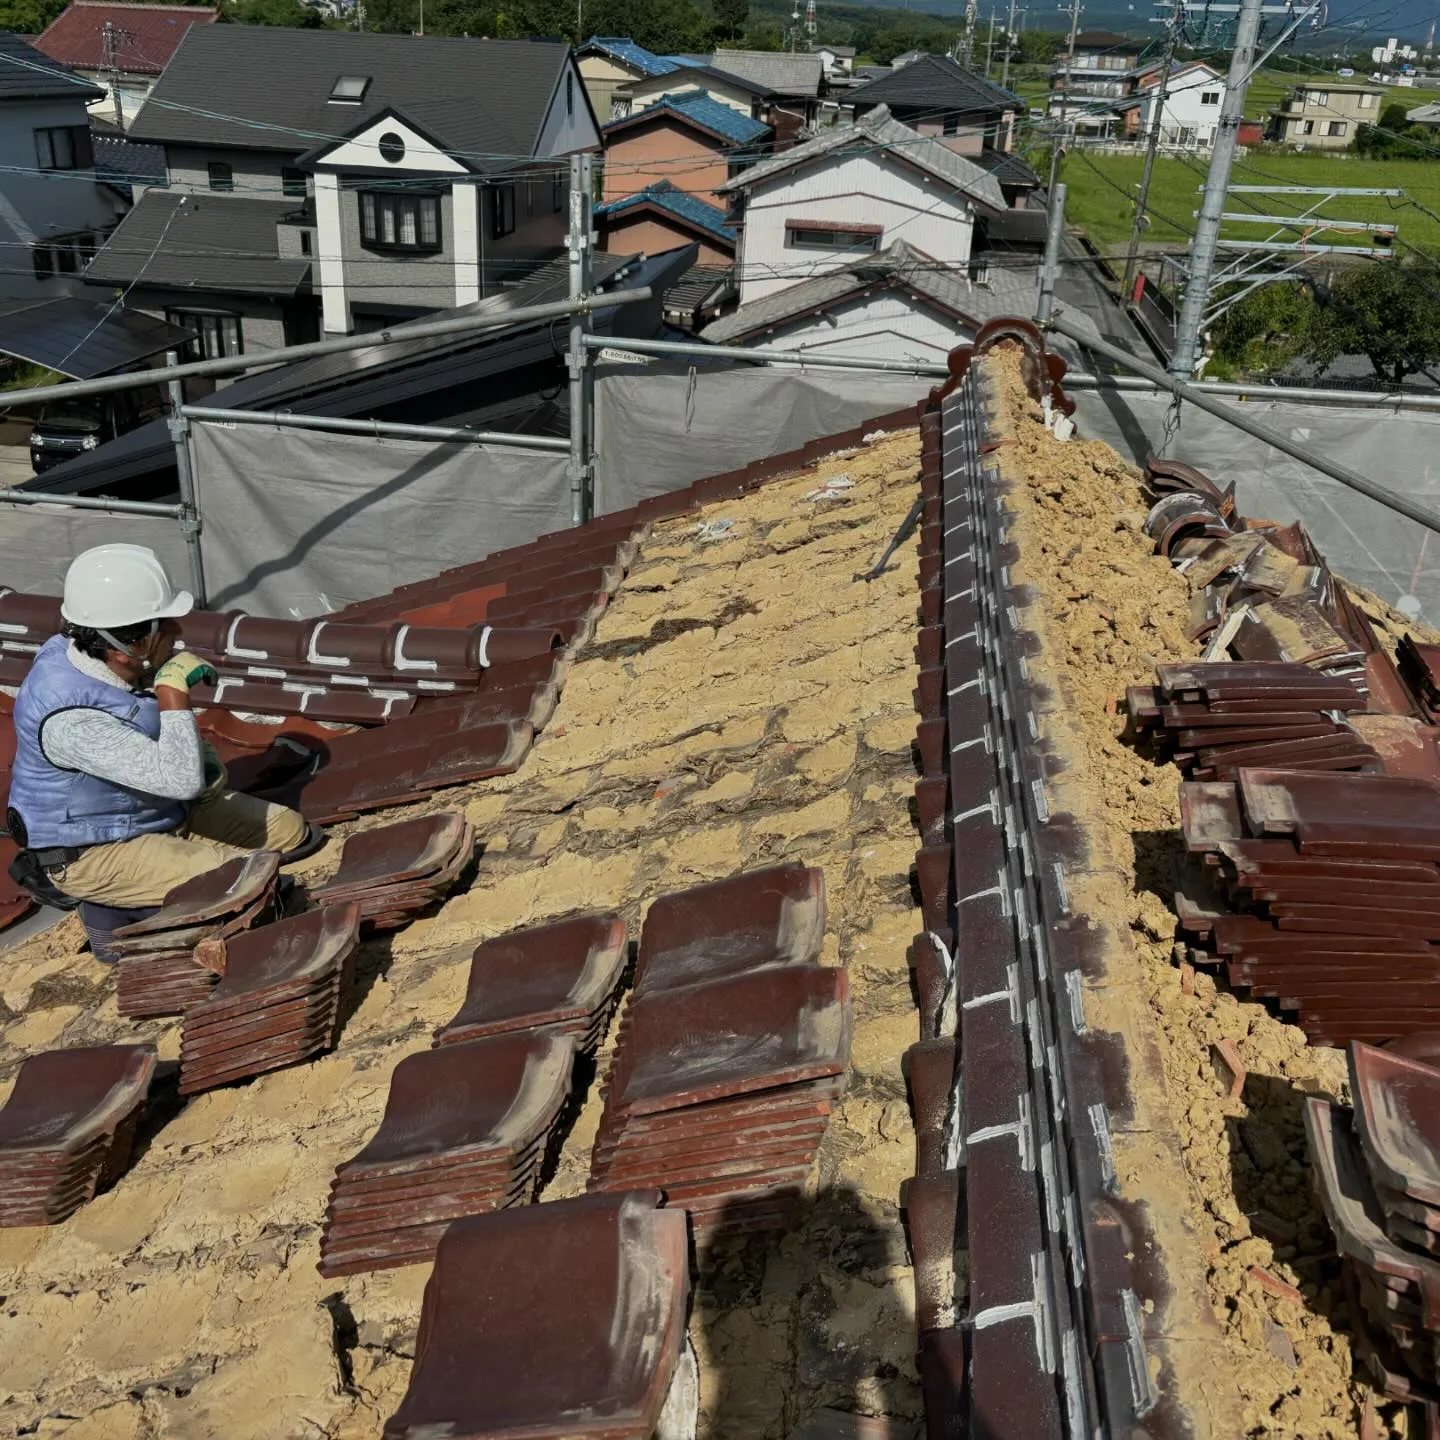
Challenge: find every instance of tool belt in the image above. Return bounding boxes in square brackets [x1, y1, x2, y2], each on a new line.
[3, 809, 83, 911]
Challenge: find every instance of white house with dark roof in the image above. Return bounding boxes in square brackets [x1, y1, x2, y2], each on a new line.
[716, 105, 1006, 304]
[86, 27, 600, 349]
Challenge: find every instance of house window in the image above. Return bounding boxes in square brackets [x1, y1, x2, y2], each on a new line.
[31, 231, 98, 279]
[492, 183, 516, 238]
[300, 231, 313, 256]
[785, 221, 881, 250]
[359, 191, 441, 252]
[566, 72, 574, 118]
[208, 161, 234, 192]
[1201, 91, 1220, 105]
[1326, 120, 1347, 136]
[553, 170, 565, 212]
[942, 112, 959, 135]
[377, 132, 405, 164]
[1359, 92, 1376, 108]
[1309, 90, 1329, 105]
[1301, 120, 1315, 135]
[34, 126, 92, 171]
[282, 166, 308, 198]
[166, 309, 243, 360]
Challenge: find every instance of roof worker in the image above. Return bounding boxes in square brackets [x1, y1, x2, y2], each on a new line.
[5, 544, 322, 962]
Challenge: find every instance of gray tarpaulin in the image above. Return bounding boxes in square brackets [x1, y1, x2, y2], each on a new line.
[190, 421, 571, 618]
[1073, 388, 1440, 626]
[0, 508, 189, 595]
[592, 362, 933, 513]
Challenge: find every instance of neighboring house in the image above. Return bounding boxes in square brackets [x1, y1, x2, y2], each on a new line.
[614, 63, 774, 124]
[712, 49, 824, 139]
[977, 149, 1041, 208]
[1115, 61, 1224, 147]
[701, 239, 1036, 361]
[1268, 82, 1382, 148]
[33, 2, 217, 130]
[816, 45, 856, 78]
[845, 55, 1018, 155]
[0, 33, 127, 303]
[1407, 100, 1440, 128]
[1047, 30, 1144, 133]
[892, 50, 929, 69]
[595, 182, 735, 267]
[90, 27, 600, 349]
[662, 261, 734, 331]
[577, 37, 679, 122]
[601, 91, 769, 204]
[716, 104, 1005, 304]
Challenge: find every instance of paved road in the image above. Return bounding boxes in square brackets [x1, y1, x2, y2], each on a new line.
[0, 446, 34, 488]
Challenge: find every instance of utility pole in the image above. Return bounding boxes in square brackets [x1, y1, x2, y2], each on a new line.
[985, 9, 997, 76]
[1169, 0, 1262, 376]
[1056, 0, 1083, 137]
[1037, 181, 1067, 321]
[101, 21, 127, 130]
[1122, 0, 1184, 297]
[566, 152, 594, 526]
[959, 0, 978, 66]
[1001, 0, 1019, 88]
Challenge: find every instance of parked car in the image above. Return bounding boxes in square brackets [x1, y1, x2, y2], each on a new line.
[29, 386, 164, 473]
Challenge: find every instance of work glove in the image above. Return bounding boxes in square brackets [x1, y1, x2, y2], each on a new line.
[153, 651, 218, 694]
[199, 741, 228, 800]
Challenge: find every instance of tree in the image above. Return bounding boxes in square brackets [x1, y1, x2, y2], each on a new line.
[714, 0, 748, 42]
[1210, 281, 1316, 375]
[1307, 261, 1440, 387]
[0, 0, 65, 32]
[220, 0, 327, 24]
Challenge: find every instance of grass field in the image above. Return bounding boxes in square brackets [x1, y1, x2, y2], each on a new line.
[1056, 150, 1440, 258]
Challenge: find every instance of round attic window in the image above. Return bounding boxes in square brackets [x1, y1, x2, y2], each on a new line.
[378, 132, 405, 163]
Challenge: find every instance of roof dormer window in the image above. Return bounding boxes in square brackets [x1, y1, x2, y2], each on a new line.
[330, 75, 370, 103]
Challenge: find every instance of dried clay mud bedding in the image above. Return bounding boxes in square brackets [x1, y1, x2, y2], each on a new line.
[0, 432, 933, 1440]
[988, 344, 1417, 1440]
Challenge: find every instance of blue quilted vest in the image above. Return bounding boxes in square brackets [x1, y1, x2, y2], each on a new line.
[9, 635, 186, 849]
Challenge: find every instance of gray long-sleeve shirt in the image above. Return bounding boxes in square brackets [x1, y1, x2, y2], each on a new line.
[38, 643, 205, 801]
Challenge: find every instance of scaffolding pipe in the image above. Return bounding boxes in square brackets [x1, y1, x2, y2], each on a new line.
[167, 351, 207, 607]
[0, 490, 184, 517]
[583, 333, 951, 377]
[1048, 311, 1440, 537]
[1063, 372, 1440, 412]
[181, 407, 570, 451]
[0, 288, 655, 413]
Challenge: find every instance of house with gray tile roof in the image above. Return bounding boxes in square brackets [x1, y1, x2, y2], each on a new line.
[85, 27, 600, 351]
[700, 238, 1045, 361]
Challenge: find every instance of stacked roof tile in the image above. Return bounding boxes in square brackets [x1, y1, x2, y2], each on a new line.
[1306, 1047, 1440, 1411]
[319, 1031, 576, 1276]
[0, 1045, 155, 1227]
[309, 812, 473, 929]
[1176, 770, 1440, 1045]
[382, 1190, 690, 1439]
[434, 912, 629, 1052]
[112, 851, 282, 1017]
[177, 903, 360, 1095]
[1126, 662, 1379, 779]
[588, 865, 848, 1235]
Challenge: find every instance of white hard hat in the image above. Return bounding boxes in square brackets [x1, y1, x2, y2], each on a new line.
[60, 544, 194, 628]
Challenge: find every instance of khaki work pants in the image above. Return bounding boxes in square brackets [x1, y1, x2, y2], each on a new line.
[50, 791, 309, 909]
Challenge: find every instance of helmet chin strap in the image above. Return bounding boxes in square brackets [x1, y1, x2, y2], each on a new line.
[96, 619, 160, 672]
